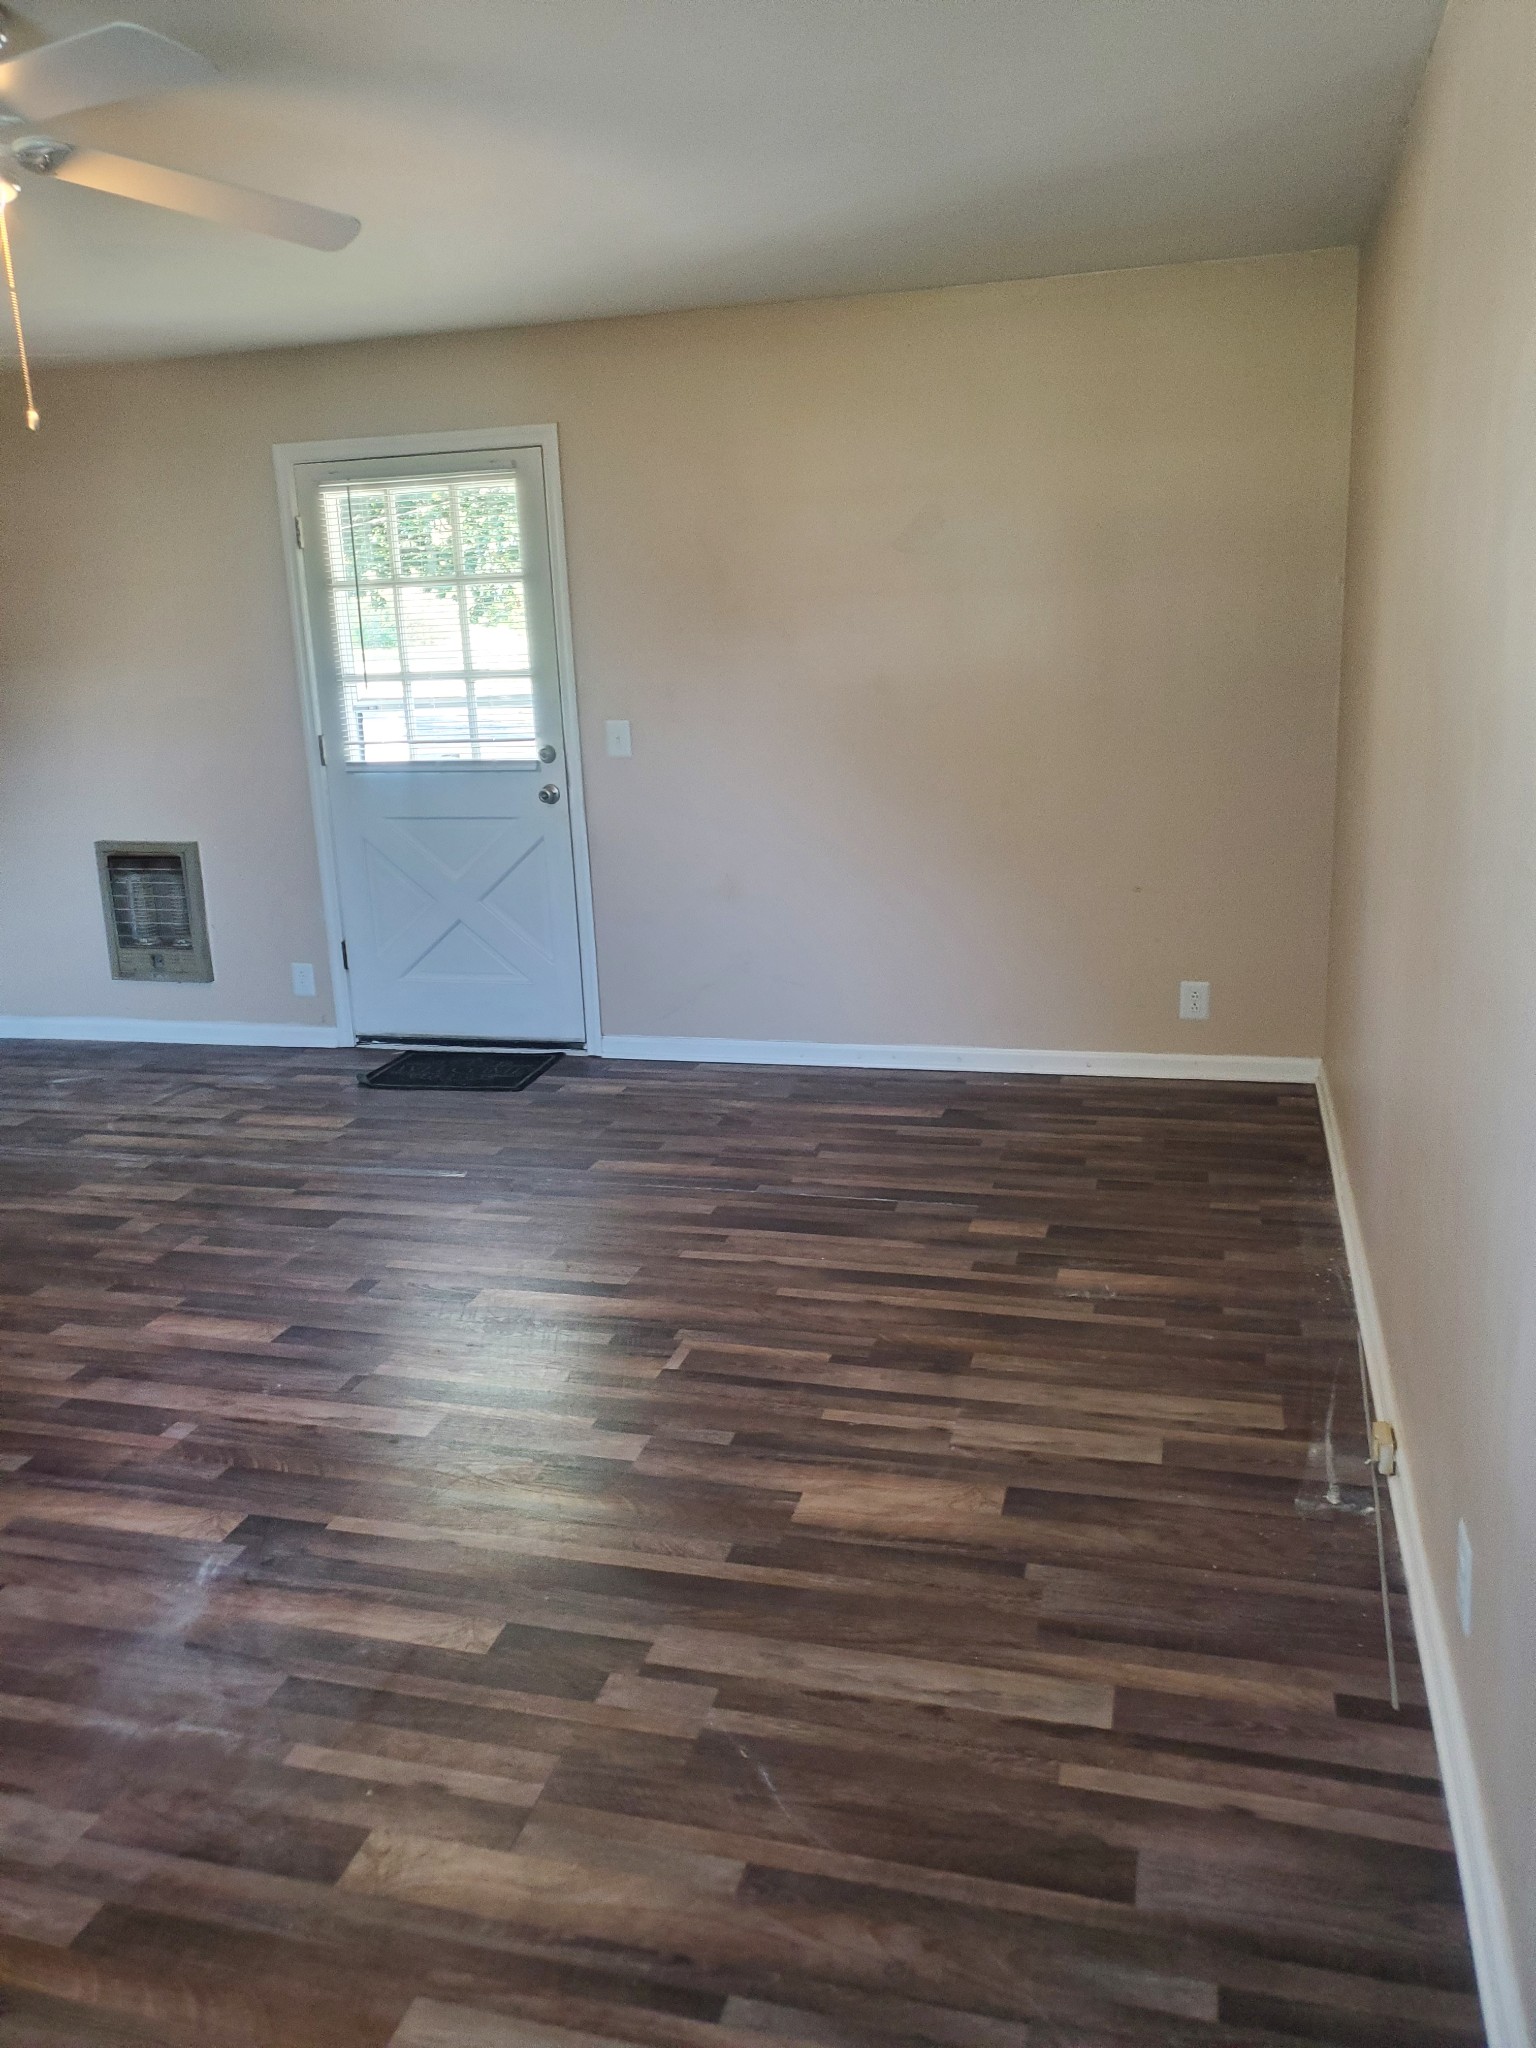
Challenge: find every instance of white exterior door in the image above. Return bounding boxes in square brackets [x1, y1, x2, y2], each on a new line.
[294, 444, 587, 1043]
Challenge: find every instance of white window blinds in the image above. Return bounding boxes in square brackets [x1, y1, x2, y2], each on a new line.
[319, 472, 536, 763]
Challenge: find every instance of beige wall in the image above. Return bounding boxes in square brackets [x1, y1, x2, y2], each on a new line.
[0, 249, 1355, 1051]
[1326, 0, 1536, 2025]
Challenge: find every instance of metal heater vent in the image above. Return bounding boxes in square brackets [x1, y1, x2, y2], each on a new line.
[95, 841, 213, 982]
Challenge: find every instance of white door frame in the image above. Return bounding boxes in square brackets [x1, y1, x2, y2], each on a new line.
[272, 425, 602, 1051]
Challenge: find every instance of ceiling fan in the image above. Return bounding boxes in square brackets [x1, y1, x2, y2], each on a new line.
[0, 12, 360, 428]
[0, 13, 360, 248]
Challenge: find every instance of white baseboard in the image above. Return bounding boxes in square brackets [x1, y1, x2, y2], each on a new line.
[0, 1021, 1319, 1082]
[600, 1035, 1319, 1083]
[0, 1016, 347, 1050]
[1317, 1067, 1530, 2048]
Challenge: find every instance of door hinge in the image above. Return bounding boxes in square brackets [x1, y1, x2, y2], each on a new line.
[293, 513, 304, 550]
[1370, 1418, 1398, 1478]
[339, 939, 349, 972]
[317, 732, 327, 767]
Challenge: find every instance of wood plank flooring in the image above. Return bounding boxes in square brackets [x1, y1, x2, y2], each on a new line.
[0, 1044, 1484, 2047]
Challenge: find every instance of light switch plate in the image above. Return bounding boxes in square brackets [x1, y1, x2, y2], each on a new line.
[605, 719, 633, 758]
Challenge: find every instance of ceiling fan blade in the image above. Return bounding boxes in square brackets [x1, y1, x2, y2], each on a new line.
[53, 148, 360, 250]
[0, 22, 215, 123]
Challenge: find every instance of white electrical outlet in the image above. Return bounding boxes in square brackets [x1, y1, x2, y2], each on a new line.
[1179, 980, 1211, 1021]
[605, 719, 633, 758]
[1456, 1519, 1473, 1636]
[291, 962, 316, 998]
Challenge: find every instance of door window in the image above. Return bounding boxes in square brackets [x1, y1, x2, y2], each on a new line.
[319, 472, 535, 763]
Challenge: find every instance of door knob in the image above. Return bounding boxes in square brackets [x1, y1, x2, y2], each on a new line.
[538, 784, 561, 805]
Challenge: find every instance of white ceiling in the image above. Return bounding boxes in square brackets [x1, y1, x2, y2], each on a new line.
[6, 0, 1445, 362]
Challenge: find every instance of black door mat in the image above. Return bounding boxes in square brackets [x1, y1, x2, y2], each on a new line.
[359, 1049, 564, 1092]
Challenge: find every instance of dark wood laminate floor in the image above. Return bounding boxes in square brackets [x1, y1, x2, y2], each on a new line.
[0, 1045, 1484, 2048]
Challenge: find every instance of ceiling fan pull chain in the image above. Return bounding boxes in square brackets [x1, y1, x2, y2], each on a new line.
[0, 190, 38, 429]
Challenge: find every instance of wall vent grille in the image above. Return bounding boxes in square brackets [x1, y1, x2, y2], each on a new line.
[95, 842, 213, 982]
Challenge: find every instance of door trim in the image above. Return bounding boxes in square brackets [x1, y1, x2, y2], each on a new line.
[272, 426, 602, 1051]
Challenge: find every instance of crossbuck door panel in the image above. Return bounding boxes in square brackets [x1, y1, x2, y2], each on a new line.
[295, 442, 587, 1043]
